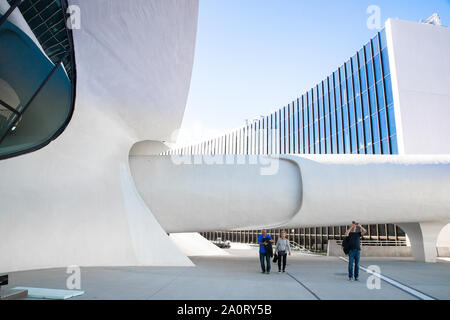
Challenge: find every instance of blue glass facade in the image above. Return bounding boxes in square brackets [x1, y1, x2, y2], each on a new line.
[167, 29, 397, 157]
[285, 29, 397, 156]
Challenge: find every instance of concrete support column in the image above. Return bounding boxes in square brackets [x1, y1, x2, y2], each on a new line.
[399, 221, 449, 262]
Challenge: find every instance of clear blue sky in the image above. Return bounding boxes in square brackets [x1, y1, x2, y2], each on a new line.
[176, 0, 450, 146]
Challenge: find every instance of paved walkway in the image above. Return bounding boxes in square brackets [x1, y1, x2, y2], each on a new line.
[5, 247, 450, 300]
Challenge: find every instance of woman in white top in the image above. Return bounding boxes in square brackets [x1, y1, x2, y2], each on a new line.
[275, 231, 291, 272]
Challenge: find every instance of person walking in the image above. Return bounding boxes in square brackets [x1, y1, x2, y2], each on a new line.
[345, 221, 367, 281]
[257, 229, 274, 274]
[275, 231, 291, 273]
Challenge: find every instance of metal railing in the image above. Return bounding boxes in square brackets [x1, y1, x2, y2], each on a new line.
[289, 240, 315, 254]
[335, 239, 407, 247]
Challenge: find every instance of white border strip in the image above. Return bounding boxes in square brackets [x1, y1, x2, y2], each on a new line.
[339, 257, 435, 300]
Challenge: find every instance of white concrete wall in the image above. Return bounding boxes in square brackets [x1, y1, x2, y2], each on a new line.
[0, 0, 199, 272]
[386, 19, 450, 154]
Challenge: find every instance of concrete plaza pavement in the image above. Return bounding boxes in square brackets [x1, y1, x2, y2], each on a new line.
[4, 246, 450, 300]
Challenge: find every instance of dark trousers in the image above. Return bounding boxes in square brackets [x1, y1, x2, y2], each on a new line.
[277, 253, 287, 271]
[259, 252, 271, 272]
[348, 249, 360, 279]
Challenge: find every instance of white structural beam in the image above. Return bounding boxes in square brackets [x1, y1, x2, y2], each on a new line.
[131, 154, 450, 230]
[130, 154, 450, 262]
[130, 155, 302, 232]
[283, 155, 450, 227]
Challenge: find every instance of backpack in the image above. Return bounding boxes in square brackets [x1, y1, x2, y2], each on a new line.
[263, 237, 273, 257]
[342, 236, 351, 255]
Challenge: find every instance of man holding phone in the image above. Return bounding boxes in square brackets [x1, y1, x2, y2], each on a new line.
[345, 221, 367, 281]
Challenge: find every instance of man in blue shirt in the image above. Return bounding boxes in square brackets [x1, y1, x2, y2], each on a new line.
[257, 229, 274, 274]
[345, 221, 367, 281]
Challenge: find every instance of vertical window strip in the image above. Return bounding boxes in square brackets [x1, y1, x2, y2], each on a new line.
[368, 37, 382, 154]
[349, 57, 359, 154]
[376, 31, 393, 154]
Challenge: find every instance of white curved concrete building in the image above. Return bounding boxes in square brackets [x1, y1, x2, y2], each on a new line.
[0, 0, 199, 272]
[1, 0, 449, 275]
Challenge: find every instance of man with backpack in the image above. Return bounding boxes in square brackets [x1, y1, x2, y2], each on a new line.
[257, 229, 274, 274]
[344, 222, 367, 281]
